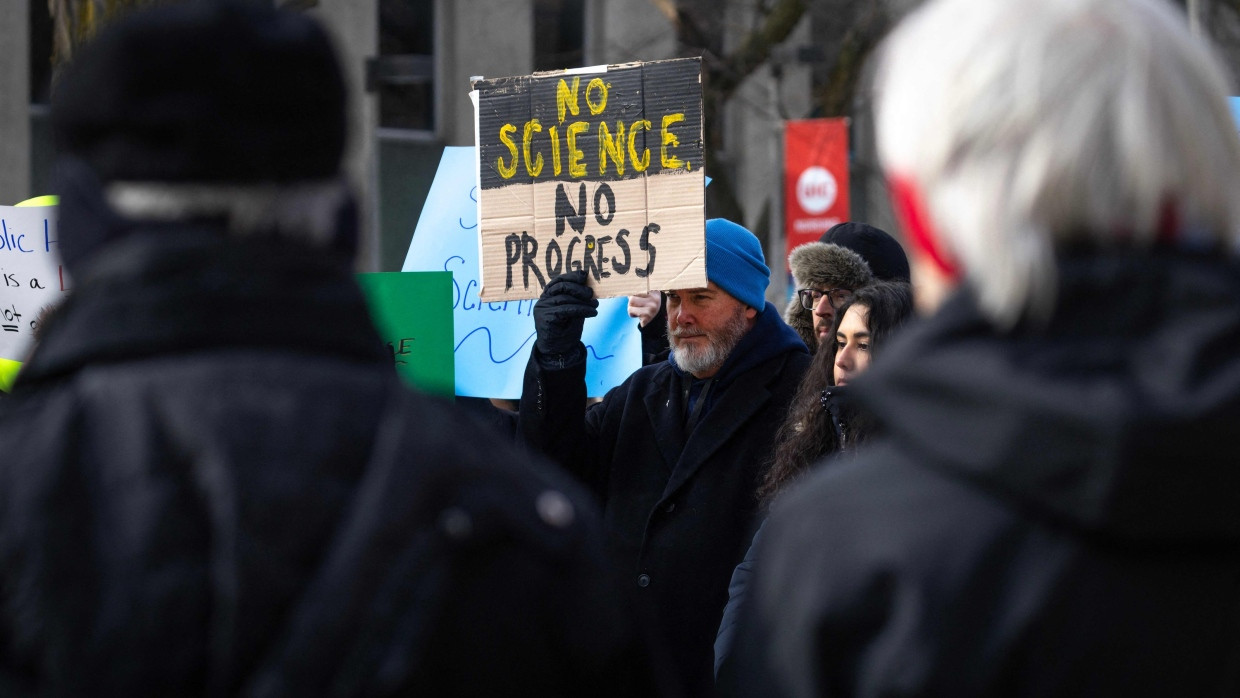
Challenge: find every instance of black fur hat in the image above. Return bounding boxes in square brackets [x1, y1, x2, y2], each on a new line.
[51, 0, 346, 184]
[783, 242, 873, 352]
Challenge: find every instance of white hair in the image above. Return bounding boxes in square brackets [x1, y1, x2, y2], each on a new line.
[105, 179, 351, 248]
[875, 0, 1240, 326]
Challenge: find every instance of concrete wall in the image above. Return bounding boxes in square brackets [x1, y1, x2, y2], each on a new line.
[1, 1, 31, 204]
[437, 0, 534, 146]
[586, 0, 676, 65]
[313, 0, 381, 271]
[724, 10, 813, 303]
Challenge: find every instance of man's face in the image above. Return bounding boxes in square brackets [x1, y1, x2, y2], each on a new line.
[805, 286, 856, 345]
[666, 282, 758, 378]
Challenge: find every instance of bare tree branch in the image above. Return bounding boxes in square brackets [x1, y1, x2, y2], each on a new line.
[49, 0, 173, 79]
[704, 0, 807, 102]
[816, 2, 889, 116]
[646, 0, 678, 23]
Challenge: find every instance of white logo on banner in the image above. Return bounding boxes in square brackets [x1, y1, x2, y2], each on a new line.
[796, 166, 837, 215]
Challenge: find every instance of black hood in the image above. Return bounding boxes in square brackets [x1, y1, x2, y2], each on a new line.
[854, 251, 1240, 544]
[16, 226, 387, 390]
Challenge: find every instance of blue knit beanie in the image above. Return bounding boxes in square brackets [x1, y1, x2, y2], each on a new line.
[705, 218, 770, 309]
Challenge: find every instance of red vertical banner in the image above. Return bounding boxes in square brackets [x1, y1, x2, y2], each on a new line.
[784, 118, 850, 264]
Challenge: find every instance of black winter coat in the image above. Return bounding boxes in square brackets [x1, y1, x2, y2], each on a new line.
[729, 252, 1240, 697]
[0, 229, 661, 697]
[520, 303, 809, 696]
[715, 385, 869, 683]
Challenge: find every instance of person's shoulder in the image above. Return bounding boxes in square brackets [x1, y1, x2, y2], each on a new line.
[765, 441, 1022, 574]
[385, 387, 603, 549]
[785, 348, 812, 373]
[756, 344, 812, 387]
[0, 384, 77, 472]
[781, 442, 994, 518]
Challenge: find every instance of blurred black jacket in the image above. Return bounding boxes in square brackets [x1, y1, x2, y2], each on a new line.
[0, 227, 663, 697]
[729, 251, 1240, 697]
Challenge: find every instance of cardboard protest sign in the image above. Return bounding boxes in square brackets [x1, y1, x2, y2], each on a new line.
[472, 58, 706, 302]
[403, 147, 641, 399]
[356, 271, 455, 398]
[0, 205, 70, 366]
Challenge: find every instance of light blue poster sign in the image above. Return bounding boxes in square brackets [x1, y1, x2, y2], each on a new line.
[403, 147, 641, 399]
[1230, 97, 1240, 131]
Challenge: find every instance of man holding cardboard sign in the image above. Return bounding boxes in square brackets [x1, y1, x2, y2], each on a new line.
[519, 218, 811, 695]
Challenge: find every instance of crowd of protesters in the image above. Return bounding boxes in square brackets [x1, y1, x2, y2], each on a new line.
[3, 0, 1240, 695]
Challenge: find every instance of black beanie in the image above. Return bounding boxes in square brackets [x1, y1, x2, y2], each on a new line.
[51, 0, 346, 184]
[819, 222, 910, 283]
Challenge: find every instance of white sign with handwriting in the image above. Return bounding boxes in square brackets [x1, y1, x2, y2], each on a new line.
[0, 205, 69, 362]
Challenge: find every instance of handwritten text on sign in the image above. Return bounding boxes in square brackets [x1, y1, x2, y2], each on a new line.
[0, 206, 70, 362]
[403, 147, 640, 399]
[474, 58, 707, 302]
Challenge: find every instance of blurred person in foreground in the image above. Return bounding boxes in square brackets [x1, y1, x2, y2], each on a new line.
[0, 2, 662, 695]
[728, 0, 1240, 695]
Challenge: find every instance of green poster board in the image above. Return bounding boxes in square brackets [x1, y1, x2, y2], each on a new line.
[356, 271, 455, 398]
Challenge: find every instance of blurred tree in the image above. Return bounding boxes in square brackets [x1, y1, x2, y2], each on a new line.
[48, 0, 163, 79]
[670, 0, 809, 225]
[667, 0, 1240, 242]
[668, 0, 896, 237]
[47, 0, 318, 81]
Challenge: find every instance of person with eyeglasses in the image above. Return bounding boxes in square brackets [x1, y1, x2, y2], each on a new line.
[783, 222, 910, 355]
[798, 285, 856, 343]
[781, 241, 872, 353]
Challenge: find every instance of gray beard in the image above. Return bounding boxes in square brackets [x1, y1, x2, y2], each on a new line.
[669, 306, 751, 377]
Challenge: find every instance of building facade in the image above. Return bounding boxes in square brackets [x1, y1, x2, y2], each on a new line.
[4, 0, 1235, 284]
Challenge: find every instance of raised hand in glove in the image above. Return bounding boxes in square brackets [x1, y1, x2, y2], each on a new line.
[533, 270, 599, 358]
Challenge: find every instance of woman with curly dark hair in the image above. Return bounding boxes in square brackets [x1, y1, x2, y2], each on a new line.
[758, 281, 915, 504]
[714, 281, 913, 684]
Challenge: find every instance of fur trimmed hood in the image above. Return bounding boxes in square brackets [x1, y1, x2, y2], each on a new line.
[783, 242, 873, 353]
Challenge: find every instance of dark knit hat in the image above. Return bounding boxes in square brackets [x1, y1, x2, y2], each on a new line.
[51, 0, 346, 184]
[819, 222, 910, 282]
[705, 218, 770, 309]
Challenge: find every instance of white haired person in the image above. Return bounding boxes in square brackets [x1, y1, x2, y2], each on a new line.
[726, 0, 1240, 696]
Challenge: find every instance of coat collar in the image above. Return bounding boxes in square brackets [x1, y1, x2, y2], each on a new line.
[17, 228, 388, 389]
[658, 353, 789, 501]
[858, 250, 1240, 543]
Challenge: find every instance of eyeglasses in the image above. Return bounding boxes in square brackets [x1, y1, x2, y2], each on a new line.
[797, 287, 853, 311]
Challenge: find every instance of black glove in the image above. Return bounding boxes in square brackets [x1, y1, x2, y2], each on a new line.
[533, 271, 599, 357]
